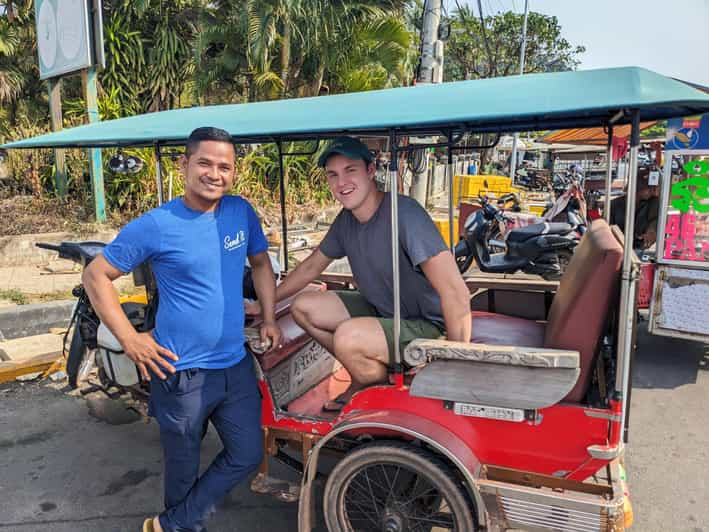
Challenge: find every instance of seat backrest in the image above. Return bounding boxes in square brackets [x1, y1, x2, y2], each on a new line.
[544, 219, 623, 402]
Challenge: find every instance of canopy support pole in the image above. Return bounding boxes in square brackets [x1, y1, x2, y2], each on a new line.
[604, 125, 614, 222]
[277, 142, 289, 273]
[154, 144, 164, 206]
[389, 130, 402, 372]
[82, 67, 105, 222]
[447, 130, 455, 252]
[615, 109, 641, 444]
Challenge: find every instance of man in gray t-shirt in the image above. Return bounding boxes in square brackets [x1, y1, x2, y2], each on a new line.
[246, 136, 471, 411]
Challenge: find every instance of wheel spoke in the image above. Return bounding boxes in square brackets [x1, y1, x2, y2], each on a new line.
[386, 465, 402, 502]
[410, 512, 456, 528]
[331, 447, 471, 532]
[364, 469, 381, 518]
[345, 498, 381, 528]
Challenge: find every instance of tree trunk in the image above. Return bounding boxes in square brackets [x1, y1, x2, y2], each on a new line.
[26, 155, 41, 198]
[280, 23, 291, 97]
[304, 64, 325, 97]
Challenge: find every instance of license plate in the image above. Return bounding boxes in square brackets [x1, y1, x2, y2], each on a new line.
[452, 402, 525, 422]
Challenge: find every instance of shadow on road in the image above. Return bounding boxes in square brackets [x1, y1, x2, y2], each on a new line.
[632, 320, 709, 390]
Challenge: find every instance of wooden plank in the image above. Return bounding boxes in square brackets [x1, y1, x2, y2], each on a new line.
[316, 272, 354, 284]
[482, 464, 612, 496]
[0, 352, 63, 384]
[0, 333, 63, 363]
[404, 338, 579, 369]
[464, 273, 559, 292]
[410, 359, 580, 409]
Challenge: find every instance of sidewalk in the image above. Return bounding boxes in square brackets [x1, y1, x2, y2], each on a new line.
[0, 263, 135, 382]
[0, 263, 134, 297]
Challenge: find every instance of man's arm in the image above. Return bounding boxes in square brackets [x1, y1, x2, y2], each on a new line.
[245, 248, 333, 315]
[83, 255, 178, 380]
[248, 251, 281, 348]
[420, 251, 471, 342]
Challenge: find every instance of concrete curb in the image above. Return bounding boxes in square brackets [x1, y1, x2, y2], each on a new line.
[0, 300, 74, 341]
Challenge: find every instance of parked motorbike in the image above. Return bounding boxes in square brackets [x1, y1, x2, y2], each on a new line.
[543, 175, 588, 236]
[515, 167, 550, 191]
[454, 196, 579, 280]
[36, 241, 157, 393]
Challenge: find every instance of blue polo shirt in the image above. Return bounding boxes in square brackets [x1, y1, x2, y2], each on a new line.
[102, 195, 268, 370]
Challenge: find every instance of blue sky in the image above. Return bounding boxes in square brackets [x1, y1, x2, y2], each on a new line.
[455, 0, 709, 86]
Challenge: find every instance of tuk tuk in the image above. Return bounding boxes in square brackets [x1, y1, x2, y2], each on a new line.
[5, 66, 709, 532]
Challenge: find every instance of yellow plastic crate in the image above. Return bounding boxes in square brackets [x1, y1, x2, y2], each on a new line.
[432, 216, 459, 247]
[452, 174, 517, 205]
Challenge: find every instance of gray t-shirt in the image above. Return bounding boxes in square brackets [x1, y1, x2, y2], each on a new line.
[319, 193, 448, 327]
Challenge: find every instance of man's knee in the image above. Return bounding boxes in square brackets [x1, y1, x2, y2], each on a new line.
[333, 320, 362, 357]
[291, 292, 317, 326]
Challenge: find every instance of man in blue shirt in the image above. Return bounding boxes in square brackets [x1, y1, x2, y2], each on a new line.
[83, 127, 280, 532]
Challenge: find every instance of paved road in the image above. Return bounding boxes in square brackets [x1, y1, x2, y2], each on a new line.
[625, 323, 708, 532]
[0, 322, 706, 532]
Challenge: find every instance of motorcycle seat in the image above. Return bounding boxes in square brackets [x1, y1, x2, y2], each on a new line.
[506, 222, 572, 243]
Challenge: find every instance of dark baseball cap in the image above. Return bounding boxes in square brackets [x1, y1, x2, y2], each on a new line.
[318, 136, 374, 167]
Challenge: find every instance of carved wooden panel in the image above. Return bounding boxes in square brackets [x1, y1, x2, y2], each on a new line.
[404, 338, 579, 369]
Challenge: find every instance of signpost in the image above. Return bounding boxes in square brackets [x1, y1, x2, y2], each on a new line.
[34, 0, 105, 221]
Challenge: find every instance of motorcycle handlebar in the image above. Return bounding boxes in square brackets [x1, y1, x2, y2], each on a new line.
[36, 243, 61, 252]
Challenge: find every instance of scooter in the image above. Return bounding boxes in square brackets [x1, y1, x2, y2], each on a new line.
[454, 196, 579, 280]
[36, 241, 157, 394]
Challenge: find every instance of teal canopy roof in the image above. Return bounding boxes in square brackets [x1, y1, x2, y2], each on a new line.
[4, 67, 709, 149]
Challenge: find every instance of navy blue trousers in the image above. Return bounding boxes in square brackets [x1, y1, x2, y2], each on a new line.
[149, 356, 263, 532]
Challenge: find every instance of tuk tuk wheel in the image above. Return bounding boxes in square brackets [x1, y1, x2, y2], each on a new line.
[323, 441, 476, 532]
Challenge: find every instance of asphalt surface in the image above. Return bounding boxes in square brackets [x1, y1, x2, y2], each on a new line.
[0, 322, 706, 532]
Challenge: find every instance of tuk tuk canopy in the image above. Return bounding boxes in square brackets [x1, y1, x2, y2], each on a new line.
[3, 67, 709, 150]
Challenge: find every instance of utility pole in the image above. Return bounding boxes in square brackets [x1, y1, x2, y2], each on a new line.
[509, 0, 529, 182]
[410, 0, 444, 206]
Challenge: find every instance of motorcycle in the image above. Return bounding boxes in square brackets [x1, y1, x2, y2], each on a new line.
[543, 174, 588, 236]
[454, 196, 579, 280]
[515, 166, 551, 191]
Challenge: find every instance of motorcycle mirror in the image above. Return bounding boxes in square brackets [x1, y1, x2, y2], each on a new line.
[124, 155, 144, 174]
[108, 152, 145, 174]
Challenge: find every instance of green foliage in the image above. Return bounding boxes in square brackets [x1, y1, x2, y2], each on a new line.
[1, 0, 584, 224]
[0, 288, 28, 305]
[444, 6, 585, 80]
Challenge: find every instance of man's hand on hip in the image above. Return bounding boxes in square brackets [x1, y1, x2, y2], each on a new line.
[121, 331, 179, 381]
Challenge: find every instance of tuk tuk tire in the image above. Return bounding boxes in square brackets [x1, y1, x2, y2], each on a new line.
[66, 324, 85, 389]
[323, 440, 476, 532]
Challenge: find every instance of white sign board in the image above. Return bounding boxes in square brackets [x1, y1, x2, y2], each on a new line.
[35, 0, 93, 79]
[649, 265, 709, 342]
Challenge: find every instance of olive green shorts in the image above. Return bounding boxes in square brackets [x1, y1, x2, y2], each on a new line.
[335, 290, 445, 367]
